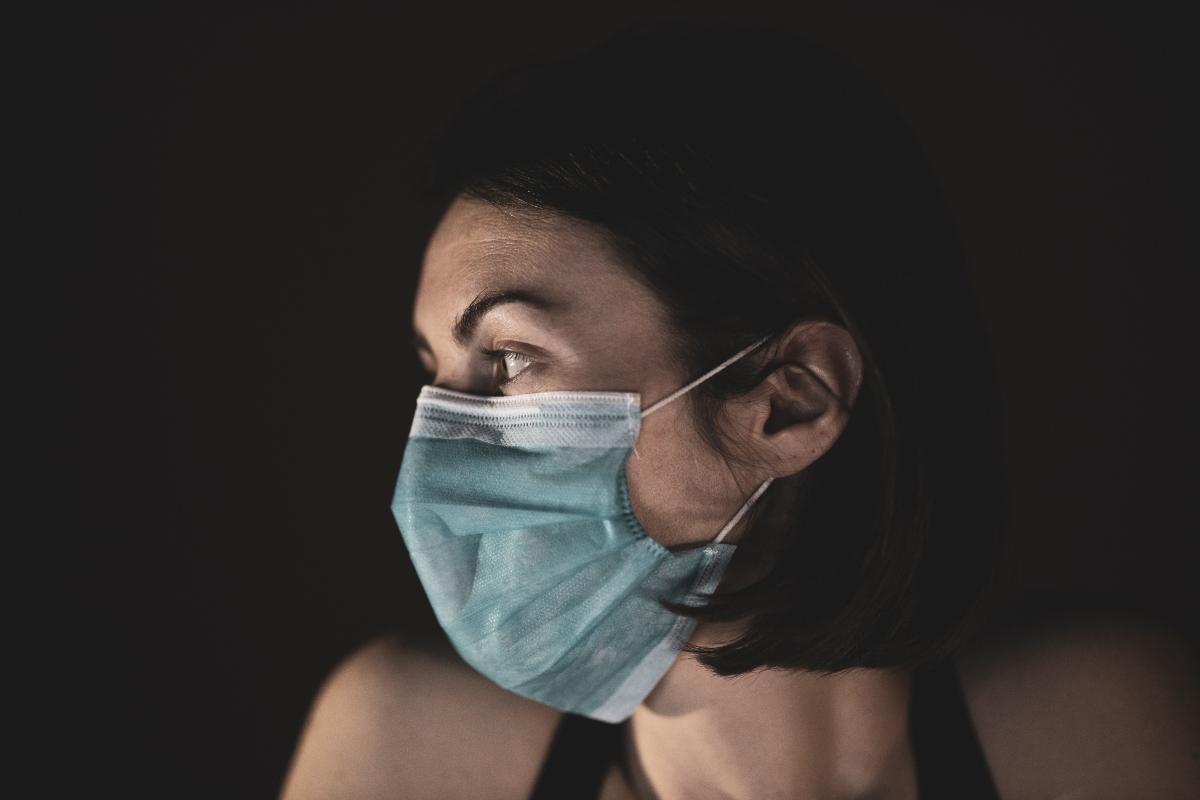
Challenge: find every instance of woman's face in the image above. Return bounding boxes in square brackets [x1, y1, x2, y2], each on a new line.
[410, 196, 770, 550]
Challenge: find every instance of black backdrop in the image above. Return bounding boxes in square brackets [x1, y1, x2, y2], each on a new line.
[4, 4, 1195, 797]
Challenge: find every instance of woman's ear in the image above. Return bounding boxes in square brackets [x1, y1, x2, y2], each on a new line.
[732, 320, 863, 479]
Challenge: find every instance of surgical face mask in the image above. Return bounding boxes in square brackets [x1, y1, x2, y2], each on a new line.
[390, 336, 773, 722]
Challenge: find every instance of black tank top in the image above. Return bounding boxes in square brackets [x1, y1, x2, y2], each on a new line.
[528, 658, 1000, 799]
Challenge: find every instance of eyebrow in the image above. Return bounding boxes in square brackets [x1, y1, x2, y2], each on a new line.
[411, 288, 567, 354]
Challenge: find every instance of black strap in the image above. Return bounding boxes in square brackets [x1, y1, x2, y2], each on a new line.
[910, 658, 1001, 799]
[528, 713, 625, 800]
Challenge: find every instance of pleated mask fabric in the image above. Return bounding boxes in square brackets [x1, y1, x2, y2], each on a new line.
[390, 337, 772, 722]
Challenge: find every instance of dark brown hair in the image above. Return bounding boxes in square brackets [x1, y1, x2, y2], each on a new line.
[417, 16, 1011, 675]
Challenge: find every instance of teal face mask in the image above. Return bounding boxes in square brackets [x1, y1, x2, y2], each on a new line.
[390, 336, 773, 722]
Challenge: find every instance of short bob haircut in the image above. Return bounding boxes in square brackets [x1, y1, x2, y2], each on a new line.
[415, 17, 1011, 676]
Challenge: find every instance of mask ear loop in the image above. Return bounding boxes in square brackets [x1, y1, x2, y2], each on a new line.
[712, 477, 773, 544]
[637, 335, 774, 543]
[641, 336, 771, 418]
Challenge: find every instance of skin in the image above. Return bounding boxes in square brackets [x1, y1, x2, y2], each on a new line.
[279, 197, 1200, 799]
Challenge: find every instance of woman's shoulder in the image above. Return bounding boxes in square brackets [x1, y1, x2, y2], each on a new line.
[279, 632, 562, 800]
[953, 612, 1200, 799]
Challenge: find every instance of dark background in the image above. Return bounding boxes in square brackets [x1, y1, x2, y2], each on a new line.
[3, 4, 1195, 797]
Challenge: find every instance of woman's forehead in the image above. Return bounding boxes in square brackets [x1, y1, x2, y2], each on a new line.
[412, 198, 663, 337]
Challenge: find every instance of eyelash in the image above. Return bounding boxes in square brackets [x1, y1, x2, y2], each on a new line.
[479, 347, 534, 387]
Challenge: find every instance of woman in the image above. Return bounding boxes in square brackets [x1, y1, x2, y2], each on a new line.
[280, 19, 1198, 799]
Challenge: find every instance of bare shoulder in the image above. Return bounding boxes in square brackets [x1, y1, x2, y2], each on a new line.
[954, 613, 1200, 799]
[279, 632, 561, 800]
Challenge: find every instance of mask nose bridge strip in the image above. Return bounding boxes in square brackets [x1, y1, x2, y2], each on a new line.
[640, 336, 770, 417]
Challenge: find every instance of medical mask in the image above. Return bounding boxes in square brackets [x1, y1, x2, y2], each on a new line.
[390, 336, 773, 722]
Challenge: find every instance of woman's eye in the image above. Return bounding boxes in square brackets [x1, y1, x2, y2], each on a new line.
[480, 347, 534, 386]
[498, 350, 533, 383]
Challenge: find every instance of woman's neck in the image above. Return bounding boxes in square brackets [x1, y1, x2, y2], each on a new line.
[623, 628, 919, 799]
